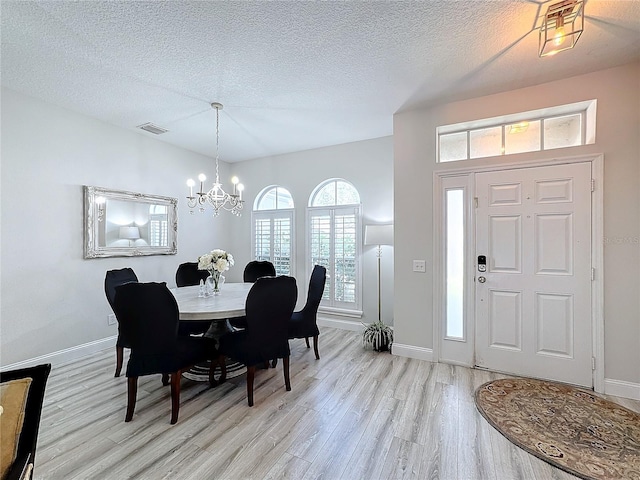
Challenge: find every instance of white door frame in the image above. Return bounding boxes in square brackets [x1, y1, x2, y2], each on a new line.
[433, 153, 604, 393]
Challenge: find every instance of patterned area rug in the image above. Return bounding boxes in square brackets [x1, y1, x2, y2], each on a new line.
[475, 378, 640, 480]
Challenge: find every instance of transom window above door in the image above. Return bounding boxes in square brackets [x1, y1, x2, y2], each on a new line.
[437, 100, 596, 163]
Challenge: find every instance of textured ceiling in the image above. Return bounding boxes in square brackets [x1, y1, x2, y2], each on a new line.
[2, 1, 639, 162]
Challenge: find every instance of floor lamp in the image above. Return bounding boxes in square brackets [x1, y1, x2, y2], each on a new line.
[364, 224, 394, 323]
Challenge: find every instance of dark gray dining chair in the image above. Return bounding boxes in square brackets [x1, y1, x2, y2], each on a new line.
[175, 262, 209, 287]
[104, 267, 139, 377]
[243, 260, 276, 282]
[175, 262, 211, 336]
[113, 282, 219, 424]
[218, 276, 297, 406]
[229, 261, 277, 330]
[288, 265, 327, 359]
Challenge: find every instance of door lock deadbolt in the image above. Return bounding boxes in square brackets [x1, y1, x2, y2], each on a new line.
[478, 255, 487, 273]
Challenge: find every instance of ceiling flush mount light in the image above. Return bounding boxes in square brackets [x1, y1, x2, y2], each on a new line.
[539, 0, 584, 57]
[186, 103, 244, 217]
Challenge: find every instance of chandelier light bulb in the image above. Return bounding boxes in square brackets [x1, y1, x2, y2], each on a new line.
[186, 179, 195, 197]
[198, 173, 207, 182]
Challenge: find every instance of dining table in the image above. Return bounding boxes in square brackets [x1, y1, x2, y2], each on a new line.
[170, 282, 253, 321]
[170, 282, 254, 381]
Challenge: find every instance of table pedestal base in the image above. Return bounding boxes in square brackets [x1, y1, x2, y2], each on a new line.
[183, 319, 246, 381]
[182, 359, 245, 382]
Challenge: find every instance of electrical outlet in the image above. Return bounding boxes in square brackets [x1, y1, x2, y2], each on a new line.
[413, 260, 426, 273]
[108, 314, 117, 326]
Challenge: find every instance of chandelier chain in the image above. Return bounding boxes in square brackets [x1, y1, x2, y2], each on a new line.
[215, 105, 220, 183]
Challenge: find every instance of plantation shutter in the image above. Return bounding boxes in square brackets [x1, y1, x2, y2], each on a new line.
[310, 210, 331, 301]
[252, 211, 293, 275]
[309, 206, 359, 308]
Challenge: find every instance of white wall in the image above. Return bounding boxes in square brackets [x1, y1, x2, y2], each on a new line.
[0, 88, 231, 365]
[0, 89, 394, 365]
[227, 136, 395, 323]
[393, 62, 640, 387]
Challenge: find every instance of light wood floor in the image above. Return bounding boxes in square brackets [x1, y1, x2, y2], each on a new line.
[35, 327, 639, 480]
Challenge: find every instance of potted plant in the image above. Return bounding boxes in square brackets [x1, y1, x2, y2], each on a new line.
[362, 320, 393, 352]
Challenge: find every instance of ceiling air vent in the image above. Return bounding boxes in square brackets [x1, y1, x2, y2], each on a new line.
[136, 123, 168, 135]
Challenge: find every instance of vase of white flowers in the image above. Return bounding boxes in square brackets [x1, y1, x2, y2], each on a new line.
[198, 249, 234, 295]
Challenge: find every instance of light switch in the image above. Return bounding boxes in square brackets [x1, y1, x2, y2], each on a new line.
[413, 260, 426, 272]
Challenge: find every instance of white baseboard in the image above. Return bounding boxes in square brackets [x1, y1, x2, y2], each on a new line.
[391, 343, 434, 362]
[318, 316, 363, 332]
[1, 336, 117, 371]
[604, 378, 640, 401]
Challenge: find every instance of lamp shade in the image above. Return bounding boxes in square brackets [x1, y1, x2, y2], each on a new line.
[364, 224, 393, 246]
[119, 226, 140, 240]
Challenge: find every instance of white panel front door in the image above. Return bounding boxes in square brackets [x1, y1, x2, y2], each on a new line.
[475, 162, 592, 387]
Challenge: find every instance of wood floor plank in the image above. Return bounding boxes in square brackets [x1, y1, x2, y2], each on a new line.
[339, 395, 402, 479]
[263, 452, 312, 480]
[29, 327, 640, 480]
[217, 405, 315, 479]
[300, 355, 392, 479]
[379, 436, 423, 480]
[457, 371, 497, 480]
[394, 360, 435, 445]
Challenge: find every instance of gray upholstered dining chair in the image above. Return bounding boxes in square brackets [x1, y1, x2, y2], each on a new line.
[104, 267, 139, 377]
[288, 265, 326, 359]
[175, 262, 209, 287]
[175, 262, 211, 336]
[113, 281, 219, 424]
[218, 276, 297, 406]
[243, 260, 276, 282]
[229, 260, 277, 330]
[271, 265, 326, 368]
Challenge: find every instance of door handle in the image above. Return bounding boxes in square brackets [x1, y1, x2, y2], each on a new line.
[478, 276, 486, 283]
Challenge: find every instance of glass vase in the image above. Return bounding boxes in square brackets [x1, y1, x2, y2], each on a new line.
[206, 270, 222, 295]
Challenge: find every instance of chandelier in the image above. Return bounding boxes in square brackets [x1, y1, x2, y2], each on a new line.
[539, 0, 584, 57]
[186, 102, 244, 216]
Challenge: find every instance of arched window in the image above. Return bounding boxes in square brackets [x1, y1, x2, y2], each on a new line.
[252, 186, 294, 275]
[310, 179, 360, 207]
[254, 186, 294, 211]
[308, 179, 362, 313]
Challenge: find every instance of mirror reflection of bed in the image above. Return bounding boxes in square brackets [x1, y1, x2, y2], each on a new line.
[83, 185, 177, 258]
[99, 199, 169, 248]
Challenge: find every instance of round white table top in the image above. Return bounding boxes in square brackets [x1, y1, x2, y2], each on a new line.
[170, 282, 253, 321]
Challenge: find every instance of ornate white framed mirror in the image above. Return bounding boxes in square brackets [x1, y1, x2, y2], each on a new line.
[83, 185, 177, 258]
